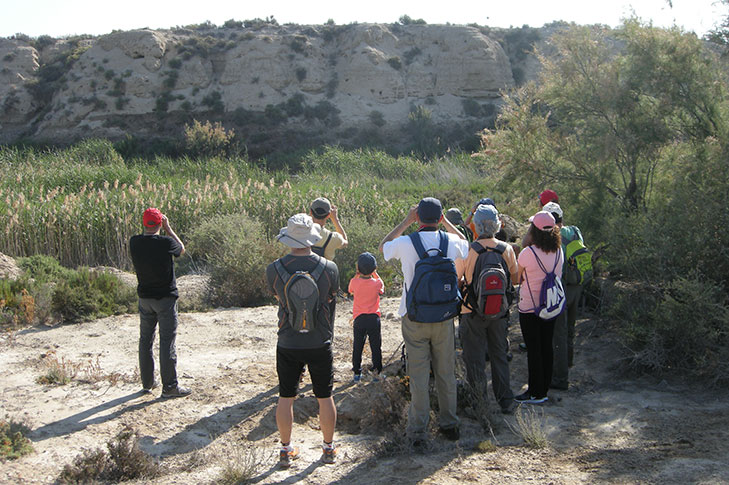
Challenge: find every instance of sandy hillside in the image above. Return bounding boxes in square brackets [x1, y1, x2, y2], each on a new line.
[1, 296, 728, 484]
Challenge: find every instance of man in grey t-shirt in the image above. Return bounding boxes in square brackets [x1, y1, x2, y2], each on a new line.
[266, 213, 339, 467]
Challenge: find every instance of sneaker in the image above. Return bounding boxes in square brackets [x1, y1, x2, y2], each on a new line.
[279, 446, 300, 468]
[353, 374, 361, 383]
[518, 343, 528, 352]
[321, 445, 337, 464]
[371, 374, 380, 383]
[439, 426, 460, 441]
[514, 392, 547, 404]
[161, 386, 192, 398]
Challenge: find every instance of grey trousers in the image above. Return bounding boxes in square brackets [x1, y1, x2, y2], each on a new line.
[138, 296, 178, 391]
[401, 315, 459, 435]
[552, 284, 583, 388]
[460, 312, 514, 410]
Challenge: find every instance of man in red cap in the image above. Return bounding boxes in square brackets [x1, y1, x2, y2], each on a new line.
[129, 208, 190, 398]
[539, 189, 559, 207]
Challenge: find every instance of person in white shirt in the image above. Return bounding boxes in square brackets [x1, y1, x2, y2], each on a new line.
[378, 197, 468, 443]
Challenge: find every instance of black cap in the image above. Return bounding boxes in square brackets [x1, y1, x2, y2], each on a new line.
[417, 197, 442, 224]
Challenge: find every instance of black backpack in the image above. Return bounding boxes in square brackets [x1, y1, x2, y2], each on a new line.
[312, 232, 333, 258]
[273, 256, 327, 333]
[464, 241, 513, 320]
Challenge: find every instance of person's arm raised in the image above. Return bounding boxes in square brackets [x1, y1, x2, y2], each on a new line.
[379, 205, 417, 253]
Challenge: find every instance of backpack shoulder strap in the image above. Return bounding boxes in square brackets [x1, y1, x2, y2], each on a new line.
[529, 246, 549, 274]
[408, 232, 428, 260]
[320, 232, 333, 251]
[438, 230, 450, 256]
[273, 259, 291, 284]
[491, 241, 507, 255]
[310, 254, 327, 281]
[471, 241, 487, 255]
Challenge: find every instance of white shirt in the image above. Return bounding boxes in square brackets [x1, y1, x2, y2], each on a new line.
[383, 230, 469, 316]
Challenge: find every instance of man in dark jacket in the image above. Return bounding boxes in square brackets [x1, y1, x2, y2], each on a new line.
[129, 208, 190, 398]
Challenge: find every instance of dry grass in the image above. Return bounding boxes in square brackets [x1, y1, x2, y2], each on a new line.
[216, 445, 267, 485]
[508, 405, 549, 448]
[36, 351, 79, 385]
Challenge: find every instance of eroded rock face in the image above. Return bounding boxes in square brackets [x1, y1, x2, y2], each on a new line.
[0, 23, 534, 150]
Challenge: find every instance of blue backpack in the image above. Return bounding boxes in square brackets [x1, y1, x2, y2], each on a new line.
[406, 231, 461, 323]
[524, 247, 565, 320]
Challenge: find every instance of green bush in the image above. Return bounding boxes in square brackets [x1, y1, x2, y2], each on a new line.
[0, 419, 33, 460]
[51, 269, 136, 322]
[188, 213, 285, 307]
[184, 119, 236, 158]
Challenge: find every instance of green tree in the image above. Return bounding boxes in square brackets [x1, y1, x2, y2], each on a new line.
[489, 20, 726, 212]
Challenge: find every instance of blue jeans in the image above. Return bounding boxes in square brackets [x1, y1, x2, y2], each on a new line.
[138, 297, 178, 390]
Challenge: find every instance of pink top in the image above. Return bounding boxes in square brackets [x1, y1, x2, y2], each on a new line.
[348, 275, 385, 319]
[517, 246, 563, 313]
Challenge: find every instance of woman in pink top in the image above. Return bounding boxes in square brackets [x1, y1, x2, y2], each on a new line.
[516, 211, 563, 404]
[348, 252, 385, 382]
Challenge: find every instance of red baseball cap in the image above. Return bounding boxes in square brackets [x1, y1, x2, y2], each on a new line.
[539, 189, 559, 206]
[143, 208, 163, 227]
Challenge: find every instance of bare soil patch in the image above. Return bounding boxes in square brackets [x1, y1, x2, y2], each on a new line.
[1, 297, 728, 484]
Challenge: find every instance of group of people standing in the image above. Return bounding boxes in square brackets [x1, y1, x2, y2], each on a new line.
[128, 189, 589, 469]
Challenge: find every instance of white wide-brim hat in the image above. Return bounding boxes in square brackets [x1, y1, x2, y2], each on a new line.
[276, 213, 323, 248]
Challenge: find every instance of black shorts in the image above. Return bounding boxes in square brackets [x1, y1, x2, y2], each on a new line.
[276, 344, 334, 398]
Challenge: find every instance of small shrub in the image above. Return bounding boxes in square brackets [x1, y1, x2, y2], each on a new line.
[369, 110, 385, 127]
[51, 269, 136, 322]
[508, 405, 548, 448]
[403, 47, 421, 65]
[387, 56, 402, 70]
[216, 446, 265, 484]
[462, 98, 482, 117]
[202, 90, 225, 113]
[37, 351, 79, 385]
[59, 426, 160, 483]
[184, 119, 236, 158]
[187, 213, 284, 307]
[0, 419, 33, 460]
[475, 440, 497, 453]
[168, 58, 183, 69]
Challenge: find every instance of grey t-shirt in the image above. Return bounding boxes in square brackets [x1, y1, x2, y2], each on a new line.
[266, 254, 339, 349]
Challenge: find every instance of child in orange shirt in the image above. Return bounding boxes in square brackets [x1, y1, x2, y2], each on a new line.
[348, 252, 385, 382]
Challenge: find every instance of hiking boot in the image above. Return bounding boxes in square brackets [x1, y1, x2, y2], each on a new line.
[439, 426, 460, 441]
[161, 386, 192, 398]
[279, 446, 300, 468]
[321, 445, 337, 464]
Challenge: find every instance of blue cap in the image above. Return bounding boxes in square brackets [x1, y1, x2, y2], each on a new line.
[478, 197, 495, 208]
[417, 197, 443, 224]
[357, 252, 377, 275]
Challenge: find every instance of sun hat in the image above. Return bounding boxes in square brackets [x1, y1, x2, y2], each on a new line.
[445, 207, 464, 225]
[542, 202, 563, 223]
[539, 189, 559, 206]
[357, 252, 377, 275]
[473, 204, 500, 236]
[531, 211, 556, 232]
[143, 207, 163, 227]
[276, 213, 323, 248]
[310, 197, 332, 218]
[417, 197, 443, 224]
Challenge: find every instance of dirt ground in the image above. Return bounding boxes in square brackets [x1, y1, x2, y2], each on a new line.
[1, 296, 728, 484]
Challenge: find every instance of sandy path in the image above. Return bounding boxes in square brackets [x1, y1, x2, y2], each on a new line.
[1, 297, 728, 484]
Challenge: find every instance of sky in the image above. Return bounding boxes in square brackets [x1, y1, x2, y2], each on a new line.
[0, 0, 724, 39]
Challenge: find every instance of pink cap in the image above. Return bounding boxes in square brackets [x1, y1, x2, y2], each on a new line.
[531, 211, 556, 231]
